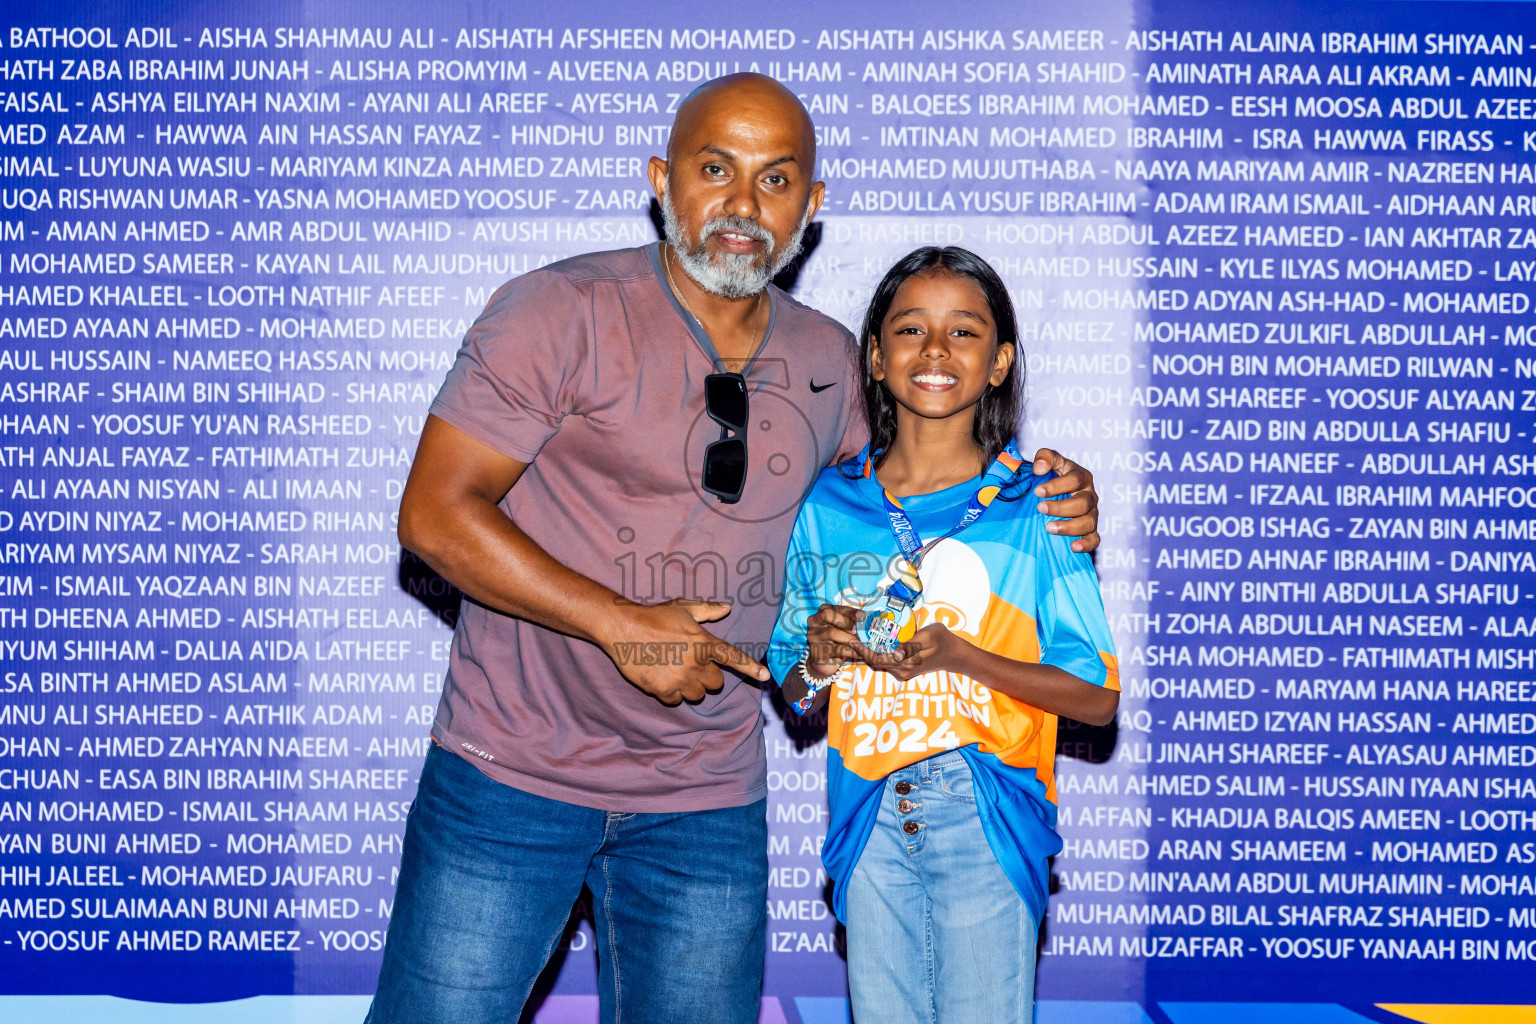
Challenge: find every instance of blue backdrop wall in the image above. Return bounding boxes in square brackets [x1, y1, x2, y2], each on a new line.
[1, 2, 1535, 1023]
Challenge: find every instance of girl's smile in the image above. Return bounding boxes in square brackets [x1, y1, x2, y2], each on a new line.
[910, 370, 959, 391]
[872, 270, 1015, 424]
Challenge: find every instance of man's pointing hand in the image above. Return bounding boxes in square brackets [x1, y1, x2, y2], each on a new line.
[604, 599, 770, 706]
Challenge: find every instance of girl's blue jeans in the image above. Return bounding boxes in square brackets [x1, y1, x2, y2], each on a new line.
[845, 750, 1038, 1024]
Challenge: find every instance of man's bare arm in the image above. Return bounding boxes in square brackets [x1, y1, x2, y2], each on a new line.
[398, 416, 607, 637]
[397, 415, 767, 703]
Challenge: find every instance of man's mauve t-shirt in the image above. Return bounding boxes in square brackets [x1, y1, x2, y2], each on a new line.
[427, 243, 860, 811]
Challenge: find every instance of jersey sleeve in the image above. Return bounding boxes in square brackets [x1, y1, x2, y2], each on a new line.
[1033, 520, 1119, 691]
[767, 503, 824, 689]
[428, 270, 591, 463]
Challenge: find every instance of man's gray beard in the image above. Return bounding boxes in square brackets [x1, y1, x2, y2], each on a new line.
[661, 190, 809, 300]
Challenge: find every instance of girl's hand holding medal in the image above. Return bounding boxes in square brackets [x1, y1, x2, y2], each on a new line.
[807, 603, 975, 684]
[803, 603, 867, 681]
[854, 621, 970, 683]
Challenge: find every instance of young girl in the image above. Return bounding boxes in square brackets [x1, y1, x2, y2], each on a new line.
[769, 246, 1119, 1024]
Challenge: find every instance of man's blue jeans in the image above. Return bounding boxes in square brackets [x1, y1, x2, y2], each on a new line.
[366, 743, 768, 1024]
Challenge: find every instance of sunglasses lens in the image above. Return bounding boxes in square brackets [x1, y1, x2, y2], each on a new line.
[705, 374, 748, 432]
[703, 437, 747, 501]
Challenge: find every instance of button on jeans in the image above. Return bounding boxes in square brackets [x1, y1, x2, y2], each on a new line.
[366, 742, 768, 1024]
[845, 751, 1038, 1024]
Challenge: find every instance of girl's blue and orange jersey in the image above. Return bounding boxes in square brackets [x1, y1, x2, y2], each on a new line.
[768, 447, 1119, 926]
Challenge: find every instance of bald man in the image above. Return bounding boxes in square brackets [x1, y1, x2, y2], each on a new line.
[367, 75, 1101, 1024]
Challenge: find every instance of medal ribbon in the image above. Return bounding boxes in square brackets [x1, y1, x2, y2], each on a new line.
[867, 440, 1027, 604]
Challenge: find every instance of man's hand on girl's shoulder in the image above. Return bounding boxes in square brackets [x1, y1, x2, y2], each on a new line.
[1029, 447, 1099, 554]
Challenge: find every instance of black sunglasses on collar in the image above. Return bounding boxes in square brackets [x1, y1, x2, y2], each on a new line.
[703, 372, 748, 503]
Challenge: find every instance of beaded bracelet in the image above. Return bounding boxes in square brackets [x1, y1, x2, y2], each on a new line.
[791, 650, 847, 715]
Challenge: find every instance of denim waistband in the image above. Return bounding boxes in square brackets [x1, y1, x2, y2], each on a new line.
[889, 748, 969, 781]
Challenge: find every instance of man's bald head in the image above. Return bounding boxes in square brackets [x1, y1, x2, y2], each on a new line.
[668, 73, 817, 168]
[648, 73, 825, 299]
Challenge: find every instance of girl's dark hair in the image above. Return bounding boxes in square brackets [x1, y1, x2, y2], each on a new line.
[855, 245, 1024, 471]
